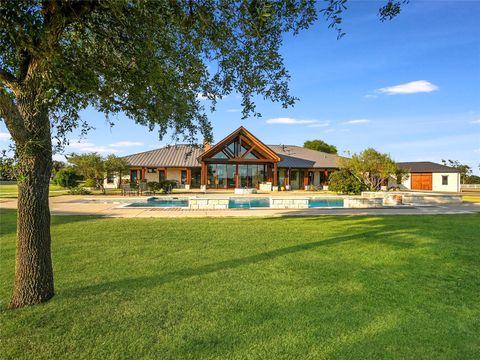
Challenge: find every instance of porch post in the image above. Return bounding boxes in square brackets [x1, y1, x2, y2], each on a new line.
[235, 164, 239, 188]
[286, 169, 290, 187]
[186, 168, 192, 185]
[303, 169, 309, 187]
[200, 162, 206, 185]
[273, 162, 278, 187]
[324, 169, 329, 185]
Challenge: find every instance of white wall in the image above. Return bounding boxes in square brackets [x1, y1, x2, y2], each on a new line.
[432, 172, 460, 192]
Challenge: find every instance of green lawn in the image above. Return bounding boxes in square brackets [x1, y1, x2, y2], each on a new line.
[1, 210, 479, 359]
[0, 184, 123, 198]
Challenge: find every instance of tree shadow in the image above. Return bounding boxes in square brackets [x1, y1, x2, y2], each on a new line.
[61, 230, 381, 300]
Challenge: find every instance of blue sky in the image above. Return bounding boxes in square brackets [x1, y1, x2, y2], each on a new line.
[1, 1, 479, 173]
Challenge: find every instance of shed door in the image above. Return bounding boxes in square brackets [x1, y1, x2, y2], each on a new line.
[411, 173, 432, 190]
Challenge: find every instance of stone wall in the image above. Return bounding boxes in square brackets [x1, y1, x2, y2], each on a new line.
[188, 197, 229, 209]
[269, 197, 309, 209]
[344, 197, 383, 208]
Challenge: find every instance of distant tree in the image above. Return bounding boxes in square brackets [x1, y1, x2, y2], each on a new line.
[51, 160, 66, 179]
[53, 167, 79, 189]
[303, 140, 338, 154]
[104, 155, 130, 189]
[0, 150, 16, 181]
[328, 169, 366, 194]
[441, 159, 472, 184]
[341, 148, 406, 191]
[68, 153, 105, 194]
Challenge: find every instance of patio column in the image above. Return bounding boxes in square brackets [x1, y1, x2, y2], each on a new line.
[235, 164, 239, 188]
[303, 169, 309, 186]
[200, 162, 207, 185]
[273, 162, 278, 187]
[141, 167, 146, 181]
[324, 169, 329, 185]
[186, 168, 192, 185]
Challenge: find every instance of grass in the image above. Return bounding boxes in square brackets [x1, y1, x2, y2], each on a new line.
[0, 184, 123, 198]
[1, 210, 479, 359]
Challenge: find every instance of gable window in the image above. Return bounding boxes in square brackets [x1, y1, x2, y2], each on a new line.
[442, 175, 448, 185]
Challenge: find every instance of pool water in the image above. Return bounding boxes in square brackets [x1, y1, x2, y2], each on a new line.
[308, 198, 344, 208]
[125, 198, 189, 208]
[228, 198, 270, 209]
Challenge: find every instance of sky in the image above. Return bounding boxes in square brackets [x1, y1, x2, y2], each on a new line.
[1, 1, 479, 174]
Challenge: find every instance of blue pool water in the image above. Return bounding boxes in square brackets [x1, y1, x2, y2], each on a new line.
[125, 198, 189, 208]
[308, 198, 344, 208]
[228, 198, 270, 209]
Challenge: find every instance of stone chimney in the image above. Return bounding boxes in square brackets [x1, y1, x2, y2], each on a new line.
[203, 141, 211, 151]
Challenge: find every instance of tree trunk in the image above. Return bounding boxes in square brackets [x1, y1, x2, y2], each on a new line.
[9, 110, 54, 309]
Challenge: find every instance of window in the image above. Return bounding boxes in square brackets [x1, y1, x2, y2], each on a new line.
[107, 173, 114, 184]
[181, 170, 187, 185]
[147, 168, 157, 173]
[158, 170, 166, 182]
[442, 175, 448, 185]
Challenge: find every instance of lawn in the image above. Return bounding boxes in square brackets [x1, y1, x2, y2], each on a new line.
[1, 210, 479, 359]
[0, 184, 123, 198]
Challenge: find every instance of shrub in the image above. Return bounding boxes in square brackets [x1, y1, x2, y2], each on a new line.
[328, 169, 367, 195]
[83, 178, 97, 188]
[53, 167, 79, 188]
[68, 187, 91, 195]
[147, 181, 161, 194]
[159, 180, 177, 193]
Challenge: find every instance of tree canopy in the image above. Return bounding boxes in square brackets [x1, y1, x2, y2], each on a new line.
[0, 0, 408, 308]
[303, 139, 338, 154]
[340, 148, 406, 191]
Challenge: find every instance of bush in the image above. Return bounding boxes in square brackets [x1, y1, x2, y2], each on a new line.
[68, 187, 91, 195]
[83, 178, 97, 188]
[147, 181, 161, 194]
[53, 167, 79, 188]
[328, 169, 367, 195]
[159, 180, 177, 193]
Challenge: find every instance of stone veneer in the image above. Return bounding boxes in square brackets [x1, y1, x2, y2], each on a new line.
[188, 197, 229, 210]
[269, 197, 310, 209]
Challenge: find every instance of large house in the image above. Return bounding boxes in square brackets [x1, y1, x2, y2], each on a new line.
[111, 126, 461, 192]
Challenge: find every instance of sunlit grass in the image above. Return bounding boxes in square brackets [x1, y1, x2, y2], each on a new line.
[1, 210, 479, 359]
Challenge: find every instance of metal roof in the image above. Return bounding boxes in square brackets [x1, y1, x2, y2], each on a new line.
[123, 144, 342, 169]
[269, 145, 341, 168]
[397, 161, 462, 173]
[123, 144, 204, 167]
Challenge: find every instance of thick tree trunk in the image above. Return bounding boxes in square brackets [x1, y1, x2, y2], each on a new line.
[9, 110, 54, 309]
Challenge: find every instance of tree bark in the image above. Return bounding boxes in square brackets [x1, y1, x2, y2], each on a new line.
[9, 110, 54, 308]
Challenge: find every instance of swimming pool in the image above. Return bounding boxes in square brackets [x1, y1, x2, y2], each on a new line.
[228, 198, 270, 209]
[124, 197, 189, 208]
[309, 198, 344, 208]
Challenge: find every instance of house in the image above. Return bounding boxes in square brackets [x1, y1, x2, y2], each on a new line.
[112, 126, 340, 191]
[394, 162, 462, 192]
[109, 126, 462, 193]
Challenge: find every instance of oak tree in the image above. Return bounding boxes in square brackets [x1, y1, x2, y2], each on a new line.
[0, 0, 406, 308]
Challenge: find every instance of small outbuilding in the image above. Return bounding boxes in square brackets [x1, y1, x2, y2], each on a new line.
[396, 161, 461, 192]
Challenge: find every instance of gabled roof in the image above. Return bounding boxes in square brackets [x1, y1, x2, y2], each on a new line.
[398, 161, 462, 173]
[123, 144, 203, 167]
[269, 145, 341, 168]
[198, 126, 281, 162]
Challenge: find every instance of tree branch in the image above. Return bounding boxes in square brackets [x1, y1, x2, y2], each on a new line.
[0, 88, 27, 142]
[0, 68, 19, 93]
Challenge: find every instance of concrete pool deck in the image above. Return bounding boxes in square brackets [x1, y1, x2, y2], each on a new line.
[1, 195, 479, 217]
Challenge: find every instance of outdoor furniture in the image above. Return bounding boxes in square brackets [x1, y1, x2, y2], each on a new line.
[121, 184, 136, 196]
[139, 182, 150, 195]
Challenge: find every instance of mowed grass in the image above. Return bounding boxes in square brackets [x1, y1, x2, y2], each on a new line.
[0, 184, 69, 198]
[1, 210, 479, 359]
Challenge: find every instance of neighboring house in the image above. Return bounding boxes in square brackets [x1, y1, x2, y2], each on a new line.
[112, 126, 462, 193]
[392, 162, 461, 192]
[116, 126, 340, 191]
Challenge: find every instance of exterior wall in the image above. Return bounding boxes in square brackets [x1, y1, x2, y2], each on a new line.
[104, 174, 129, 189]
[166, 168, 182, 183]
[432, 172, 460, 192]
[388, 172, 460, 192]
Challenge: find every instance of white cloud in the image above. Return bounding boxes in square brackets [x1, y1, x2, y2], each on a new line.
[226, 108, 241, 113]
[0, 131, 11, 141]
[196, 93, 208, 100]
[307, 122, 330, 128]
[266, 117, 318, 125]
[377, 80, 439, 95]
[66, 141, 120, 154]
[109, 141, 144, 147]
[346, 119, 371, 125]
[471, 119, 480, 124]
[363, 94, 377, 99]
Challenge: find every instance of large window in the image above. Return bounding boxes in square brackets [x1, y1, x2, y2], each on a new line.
[238, 164, 266, 188]
[191, 168, 201, 188]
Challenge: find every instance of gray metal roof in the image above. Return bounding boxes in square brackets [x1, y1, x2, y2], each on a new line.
[269, 145, 341, 168]
[123, 144, 204, 167]
[398, 161, 462, 173]
[124, 144, 342, 168]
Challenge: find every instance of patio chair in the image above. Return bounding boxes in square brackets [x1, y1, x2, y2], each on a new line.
[139, 182, 150, 196]
[121, 184, 136, 196]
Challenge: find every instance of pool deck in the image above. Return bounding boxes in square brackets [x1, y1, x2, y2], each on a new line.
[1, 195, 479, 217]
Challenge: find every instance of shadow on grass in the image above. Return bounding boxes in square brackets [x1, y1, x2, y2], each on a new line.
[62, 230, 380, 300]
